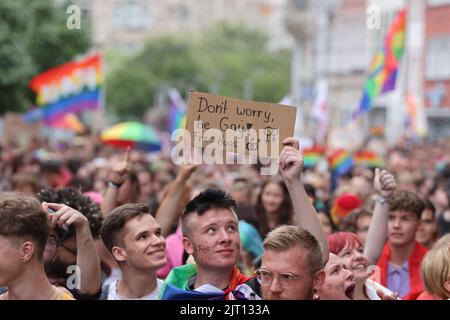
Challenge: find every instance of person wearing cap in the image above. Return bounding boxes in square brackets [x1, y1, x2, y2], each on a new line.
[331, 193, 363, 229]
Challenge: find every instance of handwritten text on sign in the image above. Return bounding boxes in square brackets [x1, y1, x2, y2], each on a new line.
[185, 91, 297, 158]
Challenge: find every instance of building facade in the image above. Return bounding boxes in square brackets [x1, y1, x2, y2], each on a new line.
[78, 0, 292, 53]
[424, 0, 450, 139]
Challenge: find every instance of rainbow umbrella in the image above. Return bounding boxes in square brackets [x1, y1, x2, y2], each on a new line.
[100, 122, 161, 151]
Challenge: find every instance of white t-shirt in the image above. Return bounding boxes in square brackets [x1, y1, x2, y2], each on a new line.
[107, 278, 163, 300]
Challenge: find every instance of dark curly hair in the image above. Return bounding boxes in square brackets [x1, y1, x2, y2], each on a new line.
[37, 187, 103, 238]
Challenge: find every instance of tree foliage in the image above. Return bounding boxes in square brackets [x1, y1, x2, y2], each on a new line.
[106, 22, 291, 119]
[0, 0, 90, 114]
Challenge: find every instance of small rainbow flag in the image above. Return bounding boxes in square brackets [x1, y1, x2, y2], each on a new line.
[329, 149, 354, 176]
[47, 113, 85, 133]
[168, 88, 186, 134]
[353, 9, 406, 118]
[303, 146, 326, 168]
[353, 150, 384, 168]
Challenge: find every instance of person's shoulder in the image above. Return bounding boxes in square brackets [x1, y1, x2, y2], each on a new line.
[68, 287, 102, 300]
[54, 286, 75, 300]
[412, 241, 429, 260]
[145, 279, 164, 300]
[99, 282, 113, 300]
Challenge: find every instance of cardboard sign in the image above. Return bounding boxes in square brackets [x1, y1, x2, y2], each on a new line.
[185, 91, 297, 158]
[1, 113, 40, 148]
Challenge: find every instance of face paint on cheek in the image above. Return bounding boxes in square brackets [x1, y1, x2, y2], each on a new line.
[198, 245, 211, 254]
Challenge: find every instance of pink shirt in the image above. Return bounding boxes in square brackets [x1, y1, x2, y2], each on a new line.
[156, 225, 184, 279]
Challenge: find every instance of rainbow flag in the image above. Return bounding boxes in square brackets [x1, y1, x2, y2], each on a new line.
[167, 88, 186, 134]
[48, 113, 86, 133]
[23, 54, 103, 123]
[159, 264, 254, 300]
[353, 9, 406, 118]
[303, 146, 326, 168]
[353, 150, 384, 168]
[329, 149, 354, 176]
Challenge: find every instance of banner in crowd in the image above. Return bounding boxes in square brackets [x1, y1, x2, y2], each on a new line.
[22, 54, 103, 123]
[1, 113, 40, 147]
[311, 80, 329, 145]
[405, 93, 428, 137]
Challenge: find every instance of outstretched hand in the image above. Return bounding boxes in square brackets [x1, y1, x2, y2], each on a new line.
[279, 137, 304, 184]
[374, 168, 396, 198]
[109, 147, 131, 185]
[177, 163, 198, 182]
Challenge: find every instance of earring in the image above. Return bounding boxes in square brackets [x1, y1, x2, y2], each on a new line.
[312, 288, 320, 300]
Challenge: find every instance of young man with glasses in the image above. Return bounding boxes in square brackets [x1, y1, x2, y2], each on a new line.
[257, 225, 326, 300]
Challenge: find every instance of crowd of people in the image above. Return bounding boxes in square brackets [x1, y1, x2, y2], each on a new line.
[0, 133, 449, 300]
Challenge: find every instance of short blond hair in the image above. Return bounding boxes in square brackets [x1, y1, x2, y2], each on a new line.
[263, 225, 323, 275]
[421, 243, 450, 299]
[434, 234, 450, 249]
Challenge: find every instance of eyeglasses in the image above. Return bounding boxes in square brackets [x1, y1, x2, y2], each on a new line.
[255, 268, 303, 288]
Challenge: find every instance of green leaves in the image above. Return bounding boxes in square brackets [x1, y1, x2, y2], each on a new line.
[0, 3, 290, 119]
[0, 0, 90, 114]
[106, 22, 290, 119]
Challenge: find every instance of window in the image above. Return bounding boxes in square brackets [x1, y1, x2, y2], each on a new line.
[426, 36, 450, 80]
[111, 1, 152, 30]
[427, 0, 450, 7]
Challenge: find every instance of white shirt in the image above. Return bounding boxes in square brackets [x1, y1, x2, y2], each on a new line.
[107, 278, 163, 300]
